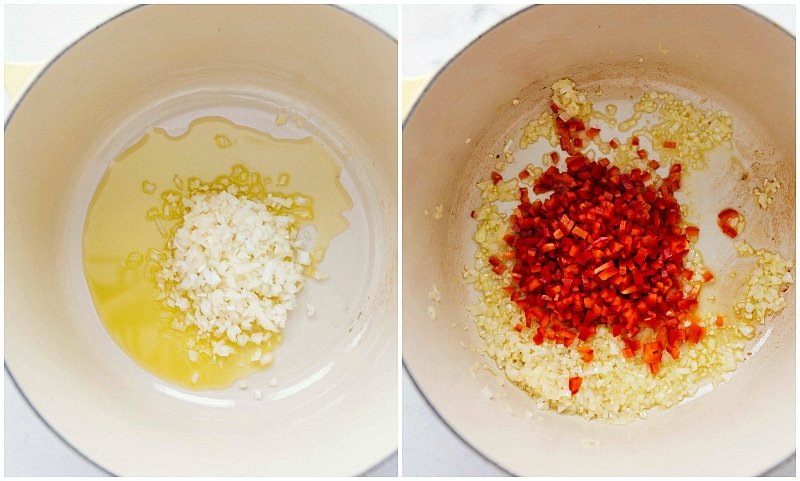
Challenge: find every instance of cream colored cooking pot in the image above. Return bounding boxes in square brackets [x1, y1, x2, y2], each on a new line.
[6, 5, 397, 476]
[403, 5, 794, 476]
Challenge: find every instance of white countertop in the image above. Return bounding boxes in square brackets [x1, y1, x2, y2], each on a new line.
[401, 3, 796, 477]
[3, 4, 397, 476]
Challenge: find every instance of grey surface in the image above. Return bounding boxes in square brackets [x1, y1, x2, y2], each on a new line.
[764, 454, 796, 477]
[4, 4, 397, 477]
[402, 371, 507, 477]
[401, 3, 796, 477]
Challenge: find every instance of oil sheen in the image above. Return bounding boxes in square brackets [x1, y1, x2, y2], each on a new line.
[83, 116, 352, 389]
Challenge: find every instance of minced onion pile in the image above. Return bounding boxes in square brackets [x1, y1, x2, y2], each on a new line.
[151, 165, 314, 366]
[467, 79, 794, 421]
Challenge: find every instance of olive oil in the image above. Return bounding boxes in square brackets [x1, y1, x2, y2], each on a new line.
[83, 116, 352, 389]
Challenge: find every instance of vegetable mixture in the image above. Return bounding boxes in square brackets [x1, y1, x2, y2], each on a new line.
[467, 79, 793, 421]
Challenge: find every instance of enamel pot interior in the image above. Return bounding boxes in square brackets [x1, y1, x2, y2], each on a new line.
[5, 5, 397, 476]
[403, 5, 794, 476]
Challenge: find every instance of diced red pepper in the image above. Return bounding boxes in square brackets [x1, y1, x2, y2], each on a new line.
[624, 338, 641, 353]
[578, 345, 594, 363]
[666, 345, 681, 359]
[717, 208, 741, 238]
[598, 268, 618, 281]
[593, 261, 615, 274]
[497, 116, 703, 381]
[663, 140, 677, 148]
[491, 171, 503, 185]
[642, 341, 663, 364]
[568, 376, 583, 395]
[686, 324, 706, 344]
[687, 283, 701, 300]
[572, 226, 589, 239]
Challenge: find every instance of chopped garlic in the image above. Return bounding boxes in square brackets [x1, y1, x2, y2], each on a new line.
[734, 246, 793, 324]
[310, 272, 327, 282]
[735, 240, 756, 257]
[277, 173, 290, 187]
[305, 303, 316, 317]
[157, 191, 308, 359]
[239, 379, 248, 389]
[268, 378, 278, 387]
[125, 251, 144, 268]
[752, 178, 780, 209]
[520, 112, 558, 149]
[141, 180, 157, 194]
[427, 305, 437, 320]
[433, 204, 444, 220]
[428, 284, 441, 302]
[550, 78, 593, 120]
[254, 390, 263, 401]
